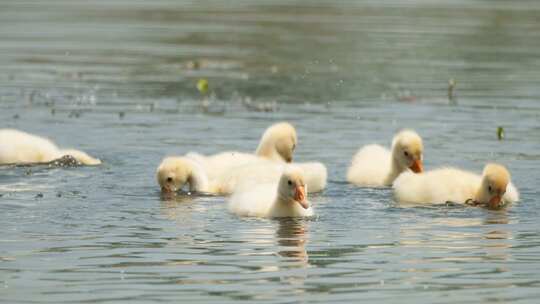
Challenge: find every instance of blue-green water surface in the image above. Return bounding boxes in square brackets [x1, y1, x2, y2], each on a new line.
[1, 1, 540, 303]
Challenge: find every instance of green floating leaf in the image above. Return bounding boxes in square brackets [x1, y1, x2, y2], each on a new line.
[497, 126, 505, 140]
[197, 78, 209, 95]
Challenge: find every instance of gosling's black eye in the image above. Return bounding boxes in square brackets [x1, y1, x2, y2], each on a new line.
[287, 180, 292, 186]
[403, 151, 409, 157]
[488, 185, 492, 192]
[167, 177, 173, 183]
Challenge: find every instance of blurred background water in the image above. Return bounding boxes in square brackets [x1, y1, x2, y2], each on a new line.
[1, 0, 540, 303]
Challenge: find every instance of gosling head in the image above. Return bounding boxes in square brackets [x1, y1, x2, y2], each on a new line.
[278, 167, 308, 209]
[156, 157, 192, 193]
[256, 122, 297, 163]
[476, 163, 511, 209]
[391, 129, 423, 173]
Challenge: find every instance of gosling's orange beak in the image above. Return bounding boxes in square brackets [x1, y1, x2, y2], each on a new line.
[488, 195, 502, 209]
[409, 159, 423, 173]
[294, 185, 308, 209]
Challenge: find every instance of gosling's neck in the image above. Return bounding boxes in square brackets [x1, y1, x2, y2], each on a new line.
[473, 179, 489, 204]
[255, 140, 277, 161]
[385, 149, 406, 186]
[272, 191, 299, 216]
[186, 159, 210, 192]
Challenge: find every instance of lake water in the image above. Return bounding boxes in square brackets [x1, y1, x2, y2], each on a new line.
[1, 1, 540, 303]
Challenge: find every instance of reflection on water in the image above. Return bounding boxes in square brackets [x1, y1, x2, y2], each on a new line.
[274, 218, 311, 288]
[276, 218, 309, 263]
[1, 0, 540, 303]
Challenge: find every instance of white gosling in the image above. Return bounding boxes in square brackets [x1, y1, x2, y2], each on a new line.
[183, 122, 298, 182]
[215, 160, 327, 195]
[183, 122, 326, 194]
[347, 129, 423, 187]
[0, 129, 101, 165]
[156, 156, 211, 193]
[228, 166, 314, 218]
[255, 122, 297, 163]
[185, 151, 260, 182]
[393, 163, 519, 209]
